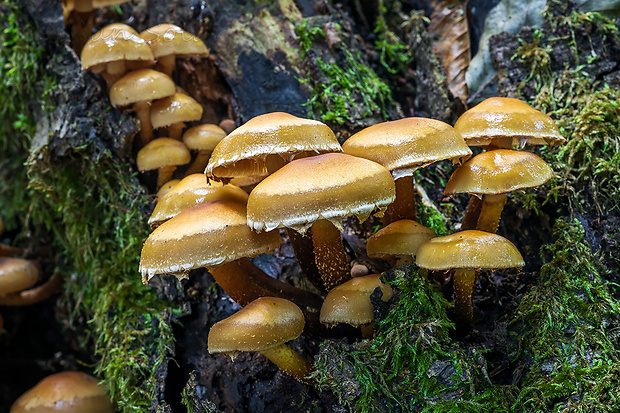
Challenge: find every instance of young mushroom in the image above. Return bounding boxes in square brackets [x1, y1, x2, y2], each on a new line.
[366, 220, 437, 267]
[182, 124, 227, 175]
[247, 153, 396, 291]
[443, 149, 553, 233]
[136, 138, 191, 189]
[320, 274, 393, 339]
[109, 69, 175, 147]
[454, 96, 566, 149]
[150, 92, 204, 140]
[208, 297, 312, 383]
[10, 371, 114, 413]
[416, 230, 524, 328]
[139, 201, 322, 310]
[0, 257, 62, 307]
[342, 117, 471, 224]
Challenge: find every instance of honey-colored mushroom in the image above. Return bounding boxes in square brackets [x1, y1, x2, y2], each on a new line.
[366, 220, 437, 267]
[136, 138, 191, 189]
[150, 93, 204, 140]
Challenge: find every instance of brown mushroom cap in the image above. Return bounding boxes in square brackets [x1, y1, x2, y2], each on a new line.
[342, 117, 472, 178]
[416, 230, 524, 271]
[443, 149, 553, 196]
[139, 24, 209, 58]
[139, 201, 282, 281]
[109, 69, 175, 107]
[150, 93, 204, 129]
[10, 371, 114, 413]
[366, 220, 437, 261]
[81, 23, 154, 72]
[206, 112, 342, 180]
[182, 124, 227, 152]
[136, 138, 190, 172]
[208, 297, 305, 353]
[454, 97, 566, 147]
[0, 257, 39, 296]
[148, 174, 249, 228]
[247, 153, 396, 233]
[320, 274, 393, 327]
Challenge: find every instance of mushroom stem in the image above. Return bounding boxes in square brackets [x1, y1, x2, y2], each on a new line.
[476, 193, 508, 233]
[453, 268, 476, 328]
[258, 344, 313, 383]
[311, 219, 351, 291]
[70, 10, 94, 55]
[156, 55, 176, 77]
[208, 258, 322, 310]
[0, 244, 22, 257]
[0, 274, 63, 306]
[106, 60, 127, 76]
[461, 195, 483, 231]
[167, 122, 186, 140]
[133, 101, 153, 148]
[157, 166, 177, 189]
[185, 151, 212, 176]
[382, 175, 416, 225]
[360, 323, 375, 339]
[285, 228, 325, 293]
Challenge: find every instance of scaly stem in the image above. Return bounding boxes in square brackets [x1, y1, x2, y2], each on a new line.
[477, 193, 507, 233]
[311, 220, 350, 291]
[286, 228, 325, 293]
[382, 175, 416, 225]
[259, 344, 313, 383]
[453, 268, 477, 328]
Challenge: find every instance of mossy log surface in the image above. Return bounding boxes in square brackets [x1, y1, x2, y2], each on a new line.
[0, 0, 619, 412]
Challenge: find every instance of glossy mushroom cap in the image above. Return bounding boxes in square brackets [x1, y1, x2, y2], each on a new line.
[81, 23, 154, 72]
[208, 297, 304, 354]
[109, 69, 175, 107]
[443, 149, 553, 196]
[150, 93, 204, 129]
[140, 201, 282, 282]
[366, 220, 437, 261]
[10, 371, 114, 413]
[342, 117, 472, 178]
[148, 174, 249, 228]
[416, 230, 524, 271]
[0, 257, 39, 296]
[454, 97, 566, 147]
[320, 274, 393, 327]
[136, 138, 191, 172]
[247, 153, 396, 233]
[183, 124, 227, 152]
[140, 24, 208, 58]
[206, 112, 342, 180]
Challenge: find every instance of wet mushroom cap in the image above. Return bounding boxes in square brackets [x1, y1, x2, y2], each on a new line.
[109, 69, 175, 107]
[10, 371, 114, 413]
[150, 93, 204, 129]
[342, 117, 472, 178]
[139, 201, 282, 281]
[206, 112, 342, 180]
[182, 124, 227, 152]
[247, 153, 396, 233]
[148, 174, 249, 227]
[416, 230, 524, 271]
[366, 220, 437, 260]
[454, 96, 566, 147]
[81, 23, 154, 72]
[320, 274, 393, 327]
[0, 257, 39, 295]
[136, 138, 191, 172]
[443, 149, 553, 196]
[139, 24, 209, 58]
[208, 297, 305, 353]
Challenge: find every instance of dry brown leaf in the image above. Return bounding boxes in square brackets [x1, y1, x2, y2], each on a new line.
[429, 0, 471, 103]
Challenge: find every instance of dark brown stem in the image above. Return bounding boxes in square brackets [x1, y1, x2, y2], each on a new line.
[0, 244, 23, 257]
[453, 269, 476, 329]
[461, 195, 482, 231]
[382, 175, 416, 225]
[311, 220, 351, 291]
[0, 274, 63, 306]
[286, 228, 325, 293]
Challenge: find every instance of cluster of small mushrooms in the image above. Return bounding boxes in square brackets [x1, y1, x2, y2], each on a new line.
[134, 91, 565, 382]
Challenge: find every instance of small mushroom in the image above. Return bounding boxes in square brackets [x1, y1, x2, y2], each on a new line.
[219, 118, 236, 134]
[366, 220, 437, 267]
[320, 274, 393, 338]
[454, 96, 566, 149]
[182, 124, 227, 175]
[10, 371, 114, 413]
[0, 257, 62, 306]
[109, 69, 175, 147]
[342, 117, 471, 224]
[416, 230, 524, 328]
[150, 93, 204, 140]
[136, 138, 191, 189]
[154, 179, 180, 203]
[444, 149, 553, 233]
[139, 24, 209, 77]
[208, 297, 312, 383]
[247, 153, 396, 291]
